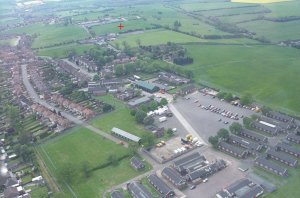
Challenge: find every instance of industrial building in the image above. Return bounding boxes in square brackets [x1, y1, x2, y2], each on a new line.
[111, 127, 141, 143]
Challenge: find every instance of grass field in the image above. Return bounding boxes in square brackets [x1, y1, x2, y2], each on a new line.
[0, 37, 19, 46]
[239, 20, 300, 42]
[184, 44, 300, 115]
[199, 5, 268, 17]
[37, 127, 148, 198]
[6, 23, 89, 48]
[219, 13, 264, 24]
[231, 0, 292, 3]
[180, 2, 253, 11]
[264, 0, 300, 17]
[35, 44, 95, 58]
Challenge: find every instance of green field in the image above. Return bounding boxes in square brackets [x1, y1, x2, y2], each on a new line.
[199, 5, 268, 17]
[91, 19, 155, 36]
[184, 44, 300, 115]
[239, 20, 300, 41]
[36, 44, 95, 58]
[6, 23, 89, 48]
[0, 37, 19, 46]
[264, 1, 300, 17]
[37, 127, 147, 198]
[219, 13, 264, 24]
[179, 1, 253, 11]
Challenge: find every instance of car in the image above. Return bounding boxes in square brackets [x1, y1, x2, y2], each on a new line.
[223, 121, 229, 124]
[190, 185, 196, 190]
[218, 119, 222, 122]
[194, 100, 199, 103]
[185, 97, 190, 100]
[203, 178, 208, 183]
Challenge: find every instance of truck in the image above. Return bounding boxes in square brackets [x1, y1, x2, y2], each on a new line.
[159, 116, 167, 122]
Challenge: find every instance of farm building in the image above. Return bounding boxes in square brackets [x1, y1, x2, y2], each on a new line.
[251, 121, 278, 136]
[254, 157, 288, 177]
[216, 178, 264, 198]
[179, 85, 196, 96]
[135, 81, 159, 93]
[239, 128, 268, 143]
[218, 141, 248, 158]
[287, 133, 300, 144]
[111, 190, 124, 198]
[111, 127, 141, 143]
[147, 174, 175, 197]
[266, 148, 298, 167]
[127, 181, 153, 198]
[161, 167, 186, 189]
[173, 152, 207, 175]
[158, 72, 190, 85]
[130, 156, 145, 171]
[265, 111, 294, 123]
[128, 96, 151, 108]
[228, 135, 262, 154]
[276, 142, 300, 158]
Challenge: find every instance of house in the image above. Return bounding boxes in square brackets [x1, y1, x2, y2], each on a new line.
[116, 88, 138, 101]
[266, 111, 294, 123]
[88, 86, 107, 96]
[130, 156, 145, 171]
[173, 152, 207, 175]
[251, 121, 278, 136]
[135, 81, 159, 93]
[161, 167, 186, 189]
[128, 96, 152, 108]
[216, 178, 264, 198]
[101, 79, 123, 88]
[287, 133, 300, 144]
[239, 128, 268, 143]
[111, 190, 124, 198]
[266, 148, 298, 167]
[218, 141, 248, 158]
[276, 142, 300, 158]
[147, 174, 175, 197]
[127, 181, 153, 198]
[111, 127, 141, 143]
[179, 85, 196, 96]
[255, 156, 288, 177]
[228, 135, 262, 154]
[158, 72, 190, 85]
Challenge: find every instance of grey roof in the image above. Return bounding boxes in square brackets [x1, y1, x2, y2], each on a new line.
[225, 178, 252, 195]
[276, 142, 300, 156]
[128, 96, 151, 107]
[229, 135, 262, 151]
[255, 157, 288, 175]
[111, 127, 141, 142]
[267, 148, 298, 165]
[252, 121, 277, 134]
[240, 128, 268, 142]
[131, 156, 144, 169]
[266, 111, 293, 122]
[174, 152, 203, 167]
[127, 181, 153, 198]
[4, 186, 19, 198]
[218, 141, 247, 156]
[111, 190, 124, 198]
[147, 174, 174, 197]
[135, 81, 157, 91]
[88, 86, 107, 92]
[238, 185, 264, 198]
[287, 133, 300, 142]
[161, 167, 186, 186]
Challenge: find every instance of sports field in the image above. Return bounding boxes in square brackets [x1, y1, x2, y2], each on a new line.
[37, 127, 148, 198]
[184, 44, 300, 115]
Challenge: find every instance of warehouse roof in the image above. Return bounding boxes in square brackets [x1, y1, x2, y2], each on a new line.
[128, 96, 151, 107]
[111, 127, 141, 143]
[136, 81, 157, 90]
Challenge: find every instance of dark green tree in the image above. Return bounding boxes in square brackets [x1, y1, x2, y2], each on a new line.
[240, 94, 253, 106]
[135, 110, 147, 124]
[229, 122, 242, 135]
[217, 128, 230, 140]
[143, 116, 154, 125]
[208, 136, 219, 148]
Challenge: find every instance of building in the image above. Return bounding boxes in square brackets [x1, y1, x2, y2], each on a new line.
[147, 174, 175, 197]
[173, 152, 207, 175]
[127, 181, 153, 198]
[111, 127, 141, 143]
[158, 72, 190, 85]
[218, 141, 248, 158]
[239, 128, 268, 143]
[216, 178, 264, 198]
[111, 190, 124, 198]
[161, 167, 186, 189]
[276, 142, 300, 158]
[130, 156, 145, 171]
[101, 79, 123, 88]
[266, 148, 298, 167]
[179, 85, 196, 96]
[228, 135, 262, 154]
[266, 111, 294, 123]
[135, 81, 159, 93]
[287, 133, 300, 144]
[254, 156, 288, 177]
[251, 121, 278, 136]
[88, 85, 107, 96]
[128, 96, 151, 108]
[4, 186, 19, 198]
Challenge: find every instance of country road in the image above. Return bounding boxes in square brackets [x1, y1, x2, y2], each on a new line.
[21, 64, 125, 146]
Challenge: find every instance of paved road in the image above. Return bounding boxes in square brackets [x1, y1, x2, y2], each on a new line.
[62, 59, 96, 78]
[169, 103, 207, 145]
[21, 64, 124, 145]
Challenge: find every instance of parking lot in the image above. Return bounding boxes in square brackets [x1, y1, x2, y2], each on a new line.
[173, 91, 256, 142]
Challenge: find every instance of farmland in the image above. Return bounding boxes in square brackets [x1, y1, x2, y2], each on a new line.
[37, 127, 149, 198]
[36, 44, 95, 58]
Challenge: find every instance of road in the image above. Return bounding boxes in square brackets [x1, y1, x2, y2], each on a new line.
[62, 59, 96, 78]
[21, 64, 124, 145]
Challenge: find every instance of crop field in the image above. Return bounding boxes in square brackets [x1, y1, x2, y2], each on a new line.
[91, 19, 155, 36]
[184, 44, 300, 115]
[37, 127, 146, 198]
[264, 0, 300, 17]
[179, 1, 253, 11]
[5, 23, 89, 48]
[239, 20, 300, 42]
[36, 44, 95, 58]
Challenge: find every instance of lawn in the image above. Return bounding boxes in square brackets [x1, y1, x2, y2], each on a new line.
[6, 23, 89, 48]
[37, 127, 148, 198]
[35, 44, 95, 58]
[183, 44, 300, 115]
[239, 20, 300, 42]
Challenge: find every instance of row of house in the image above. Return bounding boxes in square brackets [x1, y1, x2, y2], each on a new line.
[55, 60, 91, 83]
[254, 156, 288, 177]
[173, 152, 207, 175]
[127, 181, 153, 198]
[27, 61, 49, 93]
[50, 94, 94, 119]
[10, 65, 24, 97]
[265, 111, 294, 123]
[266, 148, 298, 167]
[147, 174, 175, 198]
[218, 141, 248, 159]
[228, 135, 263, 155]
[287, 133, 300, 144]
[71, 56, 98, 72]
[238, 128, 268, 143]
[276, 142, 300, 158]
[161, 167, 187, 190]
[251, 121, 279, 136]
